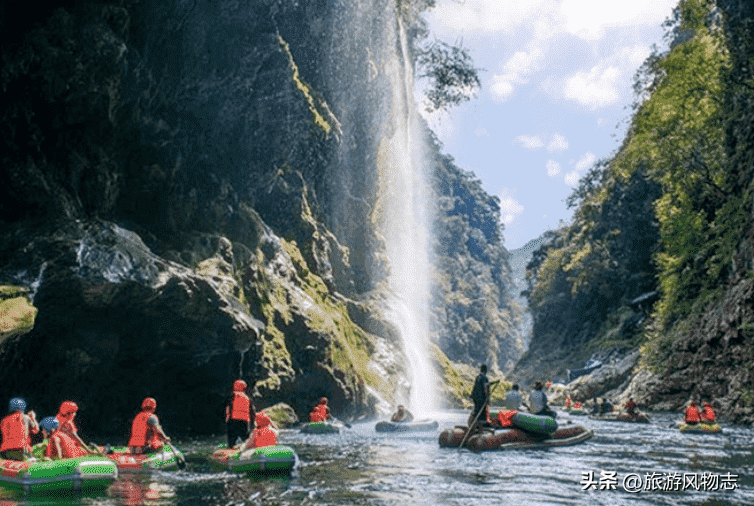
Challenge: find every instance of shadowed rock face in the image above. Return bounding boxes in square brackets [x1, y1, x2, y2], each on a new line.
[0, 0, 525, 433]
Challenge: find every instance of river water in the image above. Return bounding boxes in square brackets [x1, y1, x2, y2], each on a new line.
[1, 410, 751, 506]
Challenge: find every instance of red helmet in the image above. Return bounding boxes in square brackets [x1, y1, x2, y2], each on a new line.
[59, 401, 78, 417]
[319, 397, 328, 405]
[141, 397, 157, 411]
[255, 411, 271, 428]
[233, 379, 247, 392]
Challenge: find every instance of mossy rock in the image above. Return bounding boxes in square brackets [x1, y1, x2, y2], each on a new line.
[0, 287, 37, 341]
[261, 402, 298, 428]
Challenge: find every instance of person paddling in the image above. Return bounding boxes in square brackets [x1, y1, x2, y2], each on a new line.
[46, 416, 89, 460]
[468, 364, 492, 427]
[34, 416, 58, 460]
[127, 397, 172, 454]
[225, 379, 254, 448]
[0, 398, 39, 460]
[55, 401, 97, 453]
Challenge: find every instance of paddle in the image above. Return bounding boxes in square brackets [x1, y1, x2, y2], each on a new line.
[165, 440, 186, 470]
[459, 380, 500, 448]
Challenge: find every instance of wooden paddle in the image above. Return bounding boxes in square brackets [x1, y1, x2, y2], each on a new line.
[459, 380, 500, 448]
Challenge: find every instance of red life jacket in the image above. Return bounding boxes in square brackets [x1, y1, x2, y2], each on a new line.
[0, 412, 30, 452]
[565, 397, 571, 408]
[56, 416, 78, 437]
[309, 406, 327, 422]
[701, 406, 716, 422]
[128, 411, 161, 448]
[685, 405, 701, 423]
[496, 409, 517, 428]
[46, 430, 87, 459]
[229, 392, 251, 422]
[251, 427, 277, 448]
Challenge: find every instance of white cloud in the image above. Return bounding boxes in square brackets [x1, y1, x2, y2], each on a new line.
[499, 189, 524, 225]
[547, 133, 569, 152]
[564, 64, 621, 109]
[514, 135, 544, 150]
[546, 159, 561, 177]
[560, 0, 678, 40]
[475, 127, 490, 137]
[490, 75, 516, 102]
[429, 0, 552, 34]
[564, 170, 581, 186]
[575, 151, 597, 171]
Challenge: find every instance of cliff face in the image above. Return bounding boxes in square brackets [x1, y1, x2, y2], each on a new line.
[516, 0, 754, 425]
[0, 0, 521, 433]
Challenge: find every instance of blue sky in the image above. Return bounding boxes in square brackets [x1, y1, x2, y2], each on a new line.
[420, 0, 679, 249]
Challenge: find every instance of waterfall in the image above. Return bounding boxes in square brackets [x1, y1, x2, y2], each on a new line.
[377, 16, 437, 415]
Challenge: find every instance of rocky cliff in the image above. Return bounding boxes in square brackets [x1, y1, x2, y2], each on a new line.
[0, 0, 521, 435]
[514, 0, 754, 426]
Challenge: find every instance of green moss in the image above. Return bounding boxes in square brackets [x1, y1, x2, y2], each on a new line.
[277, 35, 340, 137]
[432, 345, 510, 407]
[0, 286, 37, 342]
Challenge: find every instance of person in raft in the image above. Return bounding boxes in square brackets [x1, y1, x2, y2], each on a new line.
[128, 397, 172, 454]
[528, 381, 557, 418]
[390, 405, 414, 423]
[503, 384, 526, 410]
[623, 398, 639, 417]
[242, 411, 278, 449]
[225, 379, 255, 448]
[685, 400, 701, 425]
[44, 415, 90, 460]
[700, 402, 716, 423]
[468, 364, 492, 427]
[309, 397, 333, 422]
[34, 416, 59, 460]
[55, 400, 97, 453]
[0, 398, 39, 460]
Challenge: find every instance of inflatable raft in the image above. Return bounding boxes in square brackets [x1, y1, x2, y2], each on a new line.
[589, 412, 650, 423]
[300, 421, 342, 434]
[439, 424, 593, 451]
[375, 420, 439, 433]
[104, 444, 185, 471]
[209, 445, 297, 474]
[679, 422, 722, 434]
[0, 456, 118, 493]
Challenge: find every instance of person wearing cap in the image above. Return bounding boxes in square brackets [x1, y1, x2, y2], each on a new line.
[243, 411, 278, 449]
[225, 379, 254, 448]
[55, 400, 96, 453]
[128, 397, 171, 454]
[0, 398, 39, 460]
[390, 405, 414, 423]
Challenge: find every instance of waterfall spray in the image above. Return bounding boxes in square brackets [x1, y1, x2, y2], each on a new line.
[377, 15, 437, 415]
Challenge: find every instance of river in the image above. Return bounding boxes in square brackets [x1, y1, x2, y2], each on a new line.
[1, 411, 751, 505]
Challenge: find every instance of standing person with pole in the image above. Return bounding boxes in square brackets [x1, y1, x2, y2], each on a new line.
[461, 367, 500, 448]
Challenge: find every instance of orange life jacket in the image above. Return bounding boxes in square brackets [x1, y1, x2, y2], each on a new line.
[565, 397, 571, 408]
[309, 405, 327, 422]
[701, 406, 715, 422]
[229, 392, 251, 422]
[496, 409, 517, 428]
[250, 427, 277, 448]
[573, 401, 582, 409]
[56, 416, 78, 437]
[128, 411, 161, 448]
[685, 405, 701, 423]
[0, 412, 30, 452]
[46, 430, 87, 459]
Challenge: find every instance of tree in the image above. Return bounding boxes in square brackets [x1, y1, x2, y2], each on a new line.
[417, 40, 482, 112]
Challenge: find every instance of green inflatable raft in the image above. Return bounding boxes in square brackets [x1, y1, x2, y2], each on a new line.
[511, 412, 558, 434]
[679, 422, 722, 434]
[209, 445, 297, 474]
[300, 421, 342, 434]
[0, 455, 118, 493]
